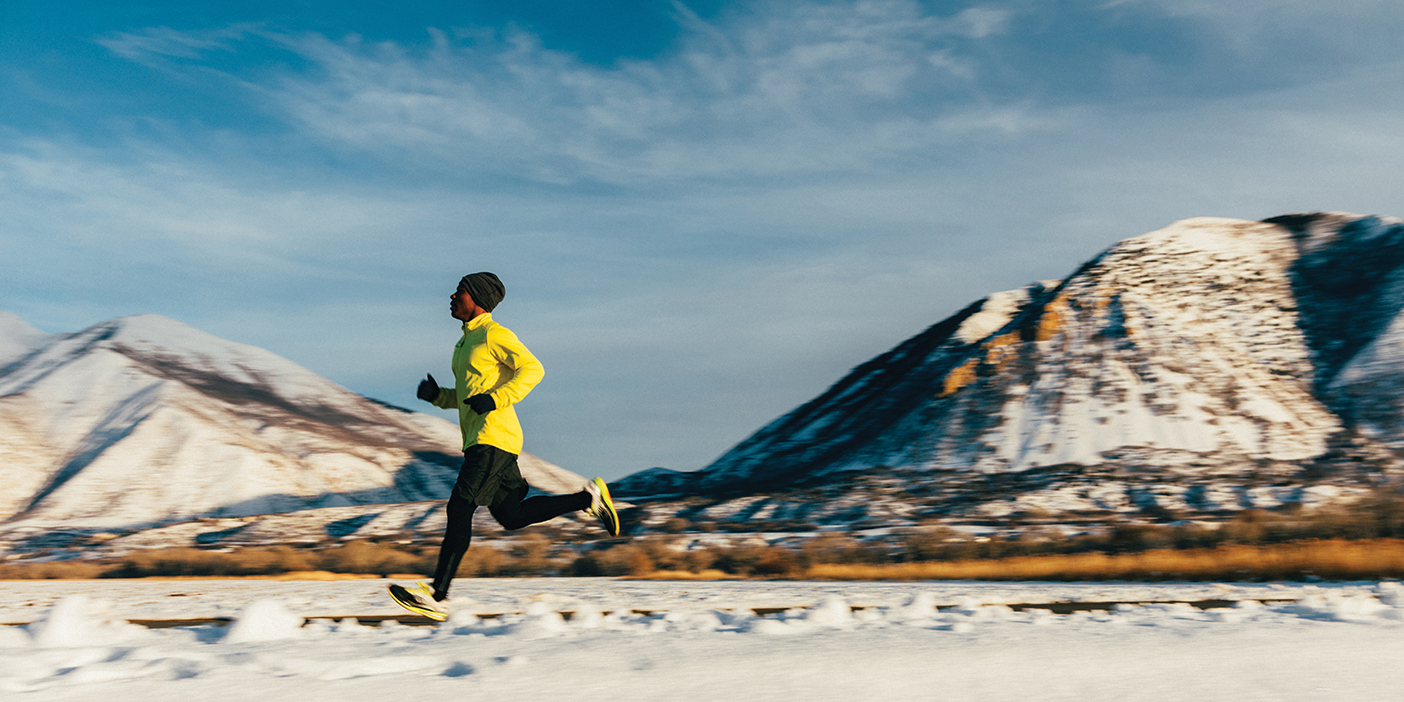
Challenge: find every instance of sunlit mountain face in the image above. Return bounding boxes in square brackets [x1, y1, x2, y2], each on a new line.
[616, 214, 1404, 531]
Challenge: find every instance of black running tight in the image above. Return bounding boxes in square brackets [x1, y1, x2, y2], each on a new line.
[430, 486, 590, 600]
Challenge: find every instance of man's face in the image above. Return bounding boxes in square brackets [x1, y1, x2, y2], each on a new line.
[450, 284, 477, 321]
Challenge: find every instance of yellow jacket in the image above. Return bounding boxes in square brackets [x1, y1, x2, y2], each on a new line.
[432, 314, 544, 454]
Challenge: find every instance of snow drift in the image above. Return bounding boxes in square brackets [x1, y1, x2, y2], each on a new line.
[2, 579, 1403, 700]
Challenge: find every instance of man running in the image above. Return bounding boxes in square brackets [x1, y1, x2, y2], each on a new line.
[390, 272, 619, 621]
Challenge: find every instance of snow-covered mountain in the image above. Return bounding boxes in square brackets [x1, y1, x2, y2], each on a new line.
[0, 313, 585, 531]
[0, 313, 49, 366]
[617, 214, 1404, 526]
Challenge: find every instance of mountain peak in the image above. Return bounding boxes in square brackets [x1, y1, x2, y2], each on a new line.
[105, 312, 205, 336]
[97, 313, 290, 369]
[0, 312, 50, 366]
[0, 311, 43, 334]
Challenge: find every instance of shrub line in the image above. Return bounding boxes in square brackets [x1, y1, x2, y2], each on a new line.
[5, 537, 1404, 582]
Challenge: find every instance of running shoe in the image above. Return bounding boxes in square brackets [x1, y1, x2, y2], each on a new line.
[388, 581, 447, 621]
[583, 477, 621, 536]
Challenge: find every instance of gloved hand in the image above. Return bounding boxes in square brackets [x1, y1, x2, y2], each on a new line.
[416, 374, 440, 402]
[465, 393, 496, 415]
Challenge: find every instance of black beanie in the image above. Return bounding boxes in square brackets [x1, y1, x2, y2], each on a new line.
[459, 272, 505, 312]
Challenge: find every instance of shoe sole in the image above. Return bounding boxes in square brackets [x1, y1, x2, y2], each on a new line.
[593, 477, 621, 537]
[388, 584, 447, 621]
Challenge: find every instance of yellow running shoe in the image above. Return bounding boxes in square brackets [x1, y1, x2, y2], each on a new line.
[583, 477, 621, 536]
[388, 582, 447, 621]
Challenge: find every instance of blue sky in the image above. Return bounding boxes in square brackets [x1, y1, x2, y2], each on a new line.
[3, 0, 1403, 481]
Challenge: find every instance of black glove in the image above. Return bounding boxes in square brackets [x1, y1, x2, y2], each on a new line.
[465, 393, 496, 415]
[416, 373, 440, 402]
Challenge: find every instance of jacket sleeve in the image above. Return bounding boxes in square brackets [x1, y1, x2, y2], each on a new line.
[432, 386, 458, 410]
[486, 327, 544, 408]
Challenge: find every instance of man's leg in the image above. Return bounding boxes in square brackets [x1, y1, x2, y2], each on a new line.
[490, 484, 591, 531]
[429, 491, 477, 602]
[428, 445, 508, 601]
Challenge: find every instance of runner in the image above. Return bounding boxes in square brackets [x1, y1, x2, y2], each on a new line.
[390, 272, 619, 621]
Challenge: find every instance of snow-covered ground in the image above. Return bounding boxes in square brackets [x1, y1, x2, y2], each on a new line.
[3, 578, 1403, 700]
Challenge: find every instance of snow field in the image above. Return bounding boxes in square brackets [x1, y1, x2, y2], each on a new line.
[1, 580, 1403, 700]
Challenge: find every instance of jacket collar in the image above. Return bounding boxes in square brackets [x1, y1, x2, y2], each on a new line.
[463, 313, 494, 333]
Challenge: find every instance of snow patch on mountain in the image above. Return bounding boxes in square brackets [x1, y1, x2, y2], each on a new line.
[951, 286, 1039, 344]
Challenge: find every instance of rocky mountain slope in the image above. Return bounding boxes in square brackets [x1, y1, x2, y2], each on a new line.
[616, 214, 1404, 531]
[0, 313, 585, 539]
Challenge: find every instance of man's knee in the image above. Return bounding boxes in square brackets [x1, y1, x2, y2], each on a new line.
[487, 486, 530, 530]
[446, 493, 475, 520]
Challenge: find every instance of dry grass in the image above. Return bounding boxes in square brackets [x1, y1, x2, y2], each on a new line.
[0, 560, 108, 581]
[40, 571, 395, 582]
[0, 542, 436, 581]
[628, 569, 735, 581]
[806, 539, 1404, 581]
[10, 536, 1404, 583]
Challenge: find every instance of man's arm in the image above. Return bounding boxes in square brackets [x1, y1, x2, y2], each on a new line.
[485, 327, 544, 409]
[417, 373, 458, 409]
[432, 386, 459, 410]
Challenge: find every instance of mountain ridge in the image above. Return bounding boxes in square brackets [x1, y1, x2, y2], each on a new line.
[615, 214, 1404, 529]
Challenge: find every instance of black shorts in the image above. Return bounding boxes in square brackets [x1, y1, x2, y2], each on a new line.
[453, 444, 529, 507]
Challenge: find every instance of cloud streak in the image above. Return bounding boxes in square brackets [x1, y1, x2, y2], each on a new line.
[120, 1, 1029, 185]
[98, 24, 261, 65]
[96, 0, 1404, 189]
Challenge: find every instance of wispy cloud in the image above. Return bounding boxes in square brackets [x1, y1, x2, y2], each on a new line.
[98, 24, 261, 65]
[1102, 0, 1404, 68]
[203, 1, 1028, 185]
